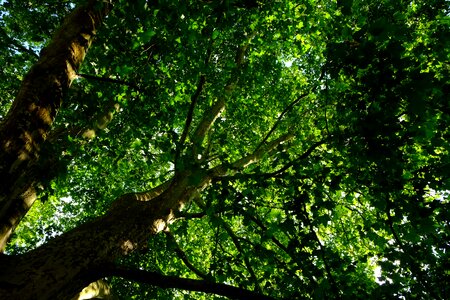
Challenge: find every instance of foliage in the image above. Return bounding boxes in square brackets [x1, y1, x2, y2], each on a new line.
[1, 0, 449, 298]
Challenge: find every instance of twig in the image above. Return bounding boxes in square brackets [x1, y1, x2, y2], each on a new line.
[164, 230, 210, 280]
[0, 27, 39, 59]
[77, 73, 141, 91]
[255, 92, 310, 151]
[216, 216, 262, 293]
[300, 201, 340, 297]
[175, 75, 206, 166]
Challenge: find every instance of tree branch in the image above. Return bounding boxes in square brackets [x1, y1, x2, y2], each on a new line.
[191, 97, 226, 155]
[225, 139, 325, 181]
[72, 279, 116, 300]
[104, 265, 276, 300]
[260, 139, 325, 178]
[210, 133, 295, 179]
[191, 38, 252, 157]
[174, 211, 206, 219]
[175, 40, 213, 164]
[0, 27, 39, 59]
[77, 73, 141, 91]
[192, 200, 262, 293]
[255, 92, 309, 151]
[164, 230, 211, 280]
[215, 216, 262, 293]
[299, 201, 340, 297]
[175, 74, 206, 167]
[0, 0, 113, 251]
[238, 208, 289, 254]
[111, 180, 171, 209]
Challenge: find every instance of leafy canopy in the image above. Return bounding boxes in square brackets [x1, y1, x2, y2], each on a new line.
[1, 0, 449, 298]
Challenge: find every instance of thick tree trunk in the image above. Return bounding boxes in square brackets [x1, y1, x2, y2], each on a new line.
[0, 195, 166, 299]
[0, 169, 209, 299]
[0, 0, 112, 250]
[0, 1, 291, 297]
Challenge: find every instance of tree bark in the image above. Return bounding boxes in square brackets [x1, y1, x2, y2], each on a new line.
[0, 141, 289, 298]
[0, 168, 212, 299]
[0, 1, 292, 297]
[0, 0, 113, 250]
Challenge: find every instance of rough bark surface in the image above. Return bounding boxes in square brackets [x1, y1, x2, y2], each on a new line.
[0, 168, 208, 299]
[0, 1, 285, 298]
[0, 0, 112, 250]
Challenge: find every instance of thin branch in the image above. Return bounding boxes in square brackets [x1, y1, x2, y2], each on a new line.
[384, 199, 437, 297]
[77, 73, 141, 91]
[175, 75, 206, 166]
[231, 133, 294, 169]
[194, 201, 262, 293]
[236, 206, 320, 288]
[238, 208, 288, 253]
[174, 205, 236, 220]
[175, 40, 213, 166]
[385, 203, 404, 248]
[164, 230, 211, 280]
[191, 38, 252, 156]
[324, 94, 331, 137]
[255, 92, 309, 151]
[0, 27, 39, 59]
[210, 133, 295, 179]
[264, 140, 325, 177]
[254, 64, 326, 152]
[174, 211, 206, 219]
[104, 265, 276, 300]
[230, 139, 325, 181]
[300, 201, 340, 297]
[216, 216, 262, 293]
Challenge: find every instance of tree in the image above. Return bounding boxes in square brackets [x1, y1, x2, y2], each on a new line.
[0, 0, 448, 299]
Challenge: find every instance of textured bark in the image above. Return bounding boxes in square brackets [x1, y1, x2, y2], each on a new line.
[0, 137, 289, 298]
[71, 280, 116, 300]
[0, 168, 210, 299]
[0, 0, 112, 250]
[0, 3, 291, 296]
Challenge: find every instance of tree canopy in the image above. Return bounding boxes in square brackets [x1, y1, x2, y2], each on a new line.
[0, 0, 449, 299]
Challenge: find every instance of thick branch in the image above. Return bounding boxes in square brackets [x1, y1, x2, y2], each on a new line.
[191, 97, 226, 154]
[71, 279, 115, 300]
[104, 265, 276, 300]
[0, 185, 182, 299]
[112, 180, 171, 208]
[0, 170, 266, 299]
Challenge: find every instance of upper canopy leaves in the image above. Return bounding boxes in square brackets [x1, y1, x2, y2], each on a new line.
[1, 0, 448, 298]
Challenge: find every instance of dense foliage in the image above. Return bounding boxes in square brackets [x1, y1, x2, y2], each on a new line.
[1, 0, 449, 298]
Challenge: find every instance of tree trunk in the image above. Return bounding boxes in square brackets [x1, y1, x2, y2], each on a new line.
[0, 0, 112, 250]
[0, 1, 288, 298]
[0, 169, 209, 299]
